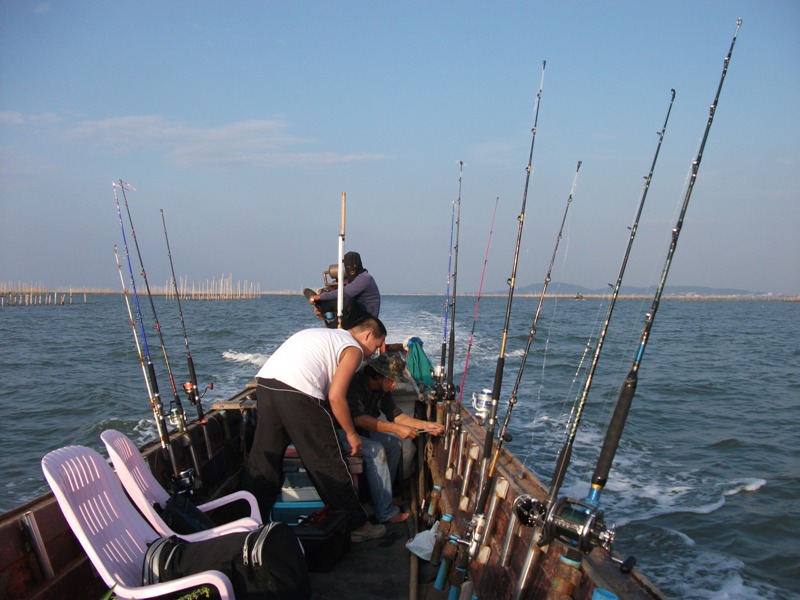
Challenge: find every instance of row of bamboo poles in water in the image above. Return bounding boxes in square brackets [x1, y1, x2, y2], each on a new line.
[164, 275, 262, 301]
[1, 276, 262, 306]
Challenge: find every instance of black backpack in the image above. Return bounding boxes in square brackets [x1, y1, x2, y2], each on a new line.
[142, 522, 311, 599]
[154, 492, 217, 535]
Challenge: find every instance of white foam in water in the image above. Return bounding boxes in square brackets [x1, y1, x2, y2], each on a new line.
[664, 547, 789, 600]
[723, 478, 766, 496]
[222, 349, 270, 367]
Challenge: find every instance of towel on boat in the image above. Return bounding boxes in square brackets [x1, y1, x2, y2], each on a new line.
[404, 337, 435, 390]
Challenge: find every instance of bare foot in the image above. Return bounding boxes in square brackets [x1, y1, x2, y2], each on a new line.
[385, 511, 410, 524]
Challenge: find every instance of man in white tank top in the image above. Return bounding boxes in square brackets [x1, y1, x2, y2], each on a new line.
[243, 316, 388, 543]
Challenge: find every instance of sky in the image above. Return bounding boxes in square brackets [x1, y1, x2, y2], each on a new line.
[1, 1, 798, 296]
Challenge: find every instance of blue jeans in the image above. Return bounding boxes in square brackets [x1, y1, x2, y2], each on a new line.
[337, 429, 402, 522]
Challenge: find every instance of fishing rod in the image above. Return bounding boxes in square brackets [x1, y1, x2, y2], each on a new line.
[448, 196, 498, 479]
[337, 192, 346, 329]
[118, 182, 203, 486]
[478, 59, 546, 496]
[114, 245, 155, 408]
[161, 208, 213, 459]
[457, 196, 499, 406]
[490, 159, 582, 493]
[587, 19, 741, 508]
[517, 20, 742, 595]
[113, 182, 178, 475]
[512, 88, 677, 599]
[458, 160, 581, 579]
[445, 60, 546, 590]
[548, 90, 675, 506]
[438, 186, 457, 391]
[445, 161, 464, 397]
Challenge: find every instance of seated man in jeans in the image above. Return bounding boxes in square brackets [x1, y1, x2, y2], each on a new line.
[337, 354, 444, 523]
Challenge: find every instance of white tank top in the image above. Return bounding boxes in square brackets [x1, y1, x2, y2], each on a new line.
[257, 328, 361, 400]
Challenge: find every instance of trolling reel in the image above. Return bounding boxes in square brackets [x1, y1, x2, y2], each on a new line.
[513, 494, 616, 556]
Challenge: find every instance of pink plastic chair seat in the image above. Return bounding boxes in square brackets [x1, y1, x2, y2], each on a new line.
[41, 445, 235, 599]
[100, 429, 261, 542]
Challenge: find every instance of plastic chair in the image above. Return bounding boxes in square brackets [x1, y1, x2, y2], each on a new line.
[101, 429, 261, 542]
[42, 445, 235, 599]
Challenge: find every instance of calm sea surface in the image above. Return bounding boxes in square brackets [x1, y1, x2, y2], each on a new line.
[1, 294, 797, 598]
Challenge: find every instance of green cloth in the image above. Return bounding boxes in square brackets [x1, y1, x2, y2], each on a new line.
[405, 337, 435, 390]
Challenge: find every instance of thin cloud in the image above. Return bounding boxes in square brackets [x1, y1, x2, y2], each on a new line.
[0, 111, 25, 126]
[66, 115, 390, 168]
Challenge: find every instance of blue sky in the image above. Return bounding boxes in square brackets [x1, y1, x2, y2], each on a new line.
[1, 1, 798, 295]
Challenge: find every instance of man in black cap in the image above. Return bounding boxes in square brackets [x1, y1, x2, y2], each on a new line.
[307, 251, 380, 328]
[337, 353, 444, 523]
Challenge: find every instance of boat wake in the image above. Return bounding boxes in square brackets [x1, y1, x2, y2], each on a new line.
[222, 349, 270, 367]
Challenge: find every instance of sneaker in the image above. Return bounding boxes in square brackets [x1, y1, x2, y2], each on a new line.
[350, 521, 387, 543]
[383, 511, 410, 524]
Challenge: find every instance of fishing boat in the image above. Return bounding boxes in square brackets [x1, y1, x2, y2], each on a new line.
[0, 19, 742, 600]
[0, 356, 664, 600]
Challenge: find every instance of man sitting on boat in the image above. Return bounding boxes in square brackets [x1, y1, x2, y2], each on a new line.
[242, 316, 388, 543]
[337, 354, 444, 524]
[306, 251, 381, 328]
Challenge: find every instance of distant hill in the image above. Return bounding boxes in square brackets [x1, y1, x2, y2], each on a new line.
[506, 282, 757, 297]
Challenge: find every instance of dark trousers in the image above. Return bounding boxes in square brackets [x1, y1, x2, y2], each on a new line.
[243, 378, 367, 530]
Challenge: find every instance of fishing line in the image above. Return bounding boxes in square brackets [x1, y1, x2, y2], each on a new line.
[457, 195, 499, 406]
[488, 161, 581, 494]
[545, 89, 677, 508]
[477, 161, 582, 514]
[479, 59, 546, 488]
[112, 182, 178, 475]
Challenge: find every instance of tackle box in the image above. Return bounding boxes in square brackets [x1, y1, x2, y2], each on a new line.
[271, 500, 325, 525]
[293, 506, 351, 573]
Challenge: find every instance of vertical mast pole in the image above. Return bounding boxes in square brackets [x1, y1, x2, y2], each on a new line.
[337, 192, 346, 329]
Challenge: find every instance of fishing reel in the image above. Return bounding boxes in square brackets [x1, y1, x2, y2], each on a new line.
[544, 497, 615, 555]
[322, 264, 339, 287]
[512, 494, 547, 528]
[183, 380, 214, 403]
[169, 468, 196, 496]
[513, 495, 615, 555]
[167, 405, 183, 427]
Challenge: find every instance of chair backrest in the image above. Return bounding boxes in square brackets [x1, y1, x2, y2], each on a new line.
[100, 429, 174, 537]
[41, 445, 160, 589]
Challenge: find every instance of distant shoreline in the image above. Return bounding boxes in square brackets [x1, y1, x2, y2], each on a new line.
[2, 288, 798, 303]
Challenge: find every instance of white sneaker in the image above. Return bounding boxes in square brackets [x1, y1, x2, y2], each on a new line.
[350, 521, 387, 543]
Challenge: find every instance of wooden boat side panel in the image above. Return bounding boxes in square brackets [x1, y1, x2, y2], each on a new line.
[0, 495, 107, 599]
[0, 402, 254, 600]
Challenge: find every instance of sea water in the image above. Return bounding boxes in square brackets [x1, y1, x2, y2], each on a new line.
[1, 294, 797, 598]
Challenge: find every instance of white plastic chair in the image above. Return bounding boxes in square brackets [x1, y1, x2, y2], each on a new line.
[41, 445, 235, 599]
[101, 429, 261, 542]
